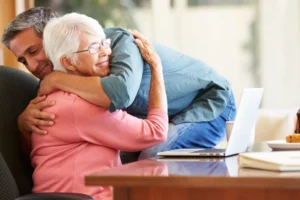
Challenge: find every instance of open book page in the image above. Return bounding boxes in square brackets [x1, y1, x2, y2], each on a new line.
[238, 151, 300, 171]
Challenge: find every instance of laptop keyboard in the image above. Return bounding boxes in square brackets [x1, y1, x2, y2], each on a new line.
[193, 148, 225, 153]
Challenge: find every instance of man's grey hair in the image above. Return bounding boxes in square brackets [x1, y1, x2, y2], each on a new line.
[43, 13, 106, 72]
[1, 7, 58, 49]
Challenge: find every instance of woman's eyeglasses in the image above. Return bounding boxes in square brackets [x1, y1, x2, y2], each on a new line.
[74, 38, 111, 54]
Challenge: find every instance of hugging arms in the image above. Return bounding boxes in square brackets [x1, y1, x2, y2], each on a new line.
[28, 12, 168, 199]
[2, 7, 237, 162]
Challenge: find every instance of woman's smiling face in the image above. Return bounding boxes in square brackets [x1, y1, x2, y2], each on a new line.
[71, 32, 112, 77]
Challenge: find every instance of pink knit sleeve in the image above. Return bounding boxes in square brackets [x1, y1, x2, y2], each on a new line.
[72, 97, 168, 151]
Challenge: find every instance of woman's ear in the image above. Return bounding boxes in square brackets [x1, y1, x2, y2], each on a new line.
[60, 56, 76, 71]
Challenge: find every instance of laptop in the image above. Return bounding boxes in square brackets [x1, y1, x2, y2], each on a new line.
[157, 88, 264, 157]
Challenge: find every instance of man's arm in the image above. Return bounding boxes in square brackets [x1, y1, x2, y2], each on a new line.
[100, 28, 144, 112]
[39, 28, 144, 111]
[18, 95, 56, 156]
[23, 29, 143, 154]
[38, 72, 111, 107]
[129, 29, 167, 113]
[74, 30, 168, 151]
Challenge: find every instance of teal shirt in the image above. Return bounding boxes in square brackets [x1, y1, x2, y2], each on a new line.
[102, 28, 231, 124]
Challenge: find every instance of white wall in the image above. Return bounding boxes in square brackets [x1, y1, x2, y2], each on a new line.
[259, 0, 300, 109]
[178, 6, 255, 101]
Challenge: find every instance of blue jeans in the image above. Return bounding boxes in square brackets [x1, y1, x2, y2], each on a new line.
[138, 92, 237, 160]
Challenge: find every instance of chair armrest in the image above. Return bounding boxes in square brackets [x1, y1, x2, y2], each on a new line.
[15, 193, 93, 200]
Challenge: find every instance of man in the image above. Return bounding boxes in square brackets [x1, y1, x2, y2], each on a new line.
[2, 7, 236, 162]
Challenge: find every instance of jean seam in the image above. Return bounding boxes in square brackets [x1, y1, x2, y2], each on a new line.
[168, 123, 195, 150]
[228, 105, 233, 121]
[225, 94, 236, 121]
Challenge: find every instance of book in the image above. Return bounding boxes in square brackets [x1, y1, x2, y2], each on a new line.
[238, 151, 300, 172]
[239, 167, 300, 177]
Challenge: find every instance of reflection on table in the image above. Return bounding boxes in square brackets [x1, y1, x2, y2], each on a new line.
[157, 156, 238, 177]
[85, 142, 300, 200]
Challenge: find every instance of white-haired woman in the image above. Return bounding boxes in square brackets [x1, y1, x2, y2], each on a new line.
[30, 13, 168, 200]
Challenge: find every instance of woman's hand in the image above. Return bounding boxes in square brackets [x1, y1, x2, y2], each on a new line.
[128, 29, 162, 71]
[129, 29, 167, 113]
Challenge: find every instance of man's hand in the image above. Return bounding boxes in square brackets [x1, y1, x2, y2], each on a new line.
[38, 71, 62, 96]
[18, 95, 56, 135]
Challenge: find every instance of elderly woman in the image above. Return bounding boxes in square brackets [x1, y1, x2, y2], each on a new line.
[30, 13, 168, 200]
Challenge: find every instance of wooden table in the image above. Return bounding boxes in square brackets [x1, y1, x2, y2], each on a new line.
[85, 143, 300, 200]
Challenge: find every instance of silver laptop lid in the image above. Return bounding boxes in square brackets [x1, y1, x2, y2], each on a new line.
[225, 88, 264, 156]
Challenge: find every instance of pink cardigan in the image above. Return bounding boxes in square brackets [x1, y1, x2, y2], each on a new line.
[31, 91, 168, 200]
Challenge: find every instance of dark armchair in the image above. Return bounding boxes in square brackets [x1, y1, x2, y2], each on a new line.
[0, 65, 92, 200]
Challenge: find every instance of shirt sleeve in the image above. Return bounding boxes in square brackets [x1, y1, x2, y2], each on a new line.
[72, 96, 168, 152]
[101, 28, 144, 112]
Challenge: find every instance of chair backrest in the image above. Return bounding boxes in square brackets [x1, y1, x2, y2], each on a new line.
[0, 66, 39, 195]
[0, 152, 19, 199]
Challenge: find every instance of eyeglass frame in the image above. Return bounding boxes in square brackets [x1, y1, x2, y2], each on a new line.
[73, 38, 112, 54]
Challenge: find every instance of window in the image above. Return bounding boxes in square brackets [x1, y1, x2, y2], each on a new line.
[188, 0, 252, 6]
[35, 0, 141, 28]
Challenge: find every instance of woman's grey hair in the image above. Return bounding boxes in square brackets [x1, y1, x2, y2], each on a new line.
[1, 7, 58, 49]
[43, 13, 106, 72]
